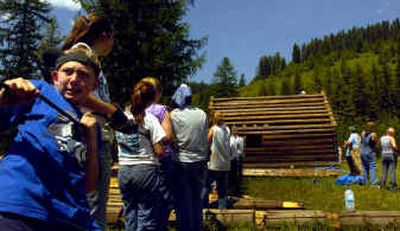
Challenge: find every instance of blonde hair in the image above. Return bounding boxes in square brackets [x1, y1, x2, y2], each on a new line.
[141, 77, 162, 93]
[213, 112, 224, 125]
[232, 125, 239, 136]
[387, 127, 395, 135]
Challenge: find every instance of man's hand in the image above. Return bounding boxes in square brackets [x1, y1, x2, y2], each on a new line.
[80, 112, 97, 132]
[80, 112, 99, 192]
[0, 78, 40, 107]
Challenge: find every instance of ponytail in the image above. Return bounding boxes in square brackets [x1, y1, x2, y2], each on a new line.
[130, 81, 156, 125]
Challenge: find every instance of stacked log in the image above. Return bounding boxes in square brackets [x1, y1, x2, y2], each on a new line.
[208, 92, 338, 168]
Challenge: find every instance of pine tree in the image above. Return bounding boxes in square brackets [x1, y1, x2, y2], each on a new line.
[292, 43, 301, 63]
[293, 71, 302, 94]
[351, 63, 366, 117]
[238, 73, 246, 87]
[280, 77, 291, 95]
[368, 62, 380, 120]
[212, 57, 238, 98]
[0, 0, 52, 78]
[256, 56, 270, 79]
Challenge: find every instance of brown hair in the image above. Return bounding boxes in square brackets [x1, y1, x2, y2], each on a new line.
[130, 80, 157, 125]
[62, 13, 114, 50]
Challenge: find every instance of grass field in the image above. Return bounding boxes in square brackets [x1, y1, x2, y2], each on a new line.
[243, 161, 400, 212]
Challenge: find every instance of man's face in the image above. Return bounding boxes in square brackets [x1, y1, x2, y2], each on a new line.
[52, 61, 98, 106]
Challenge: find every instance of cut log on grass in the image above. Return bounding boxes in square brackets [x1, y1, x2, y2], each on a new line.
[242, 168, 341, 177]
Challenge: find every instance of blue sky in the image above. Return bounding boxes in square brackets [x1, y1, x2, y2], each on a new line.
[49, 0, 400, 84]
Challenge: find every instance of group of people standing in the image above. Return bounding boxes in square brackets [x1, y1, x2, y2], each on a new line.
[115, 79, 245, 231]
[344, 122, 398, 189]
[0, 11, 245, 231]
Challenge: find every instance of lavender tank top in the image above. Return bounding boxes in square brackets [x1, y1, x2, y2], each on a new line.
[146, 104, 173, 156]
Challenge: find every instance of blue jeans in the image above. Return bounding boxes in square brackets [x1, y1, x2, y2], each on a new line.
[205, 170, 229, 209]
[381, 159, 396, 187]
[118, 165, 163, 231]
[87, 141, 112, 229]
[361, 152, 378, 185]
[159, 155, 174, 230]
[172, 161, 207, 231]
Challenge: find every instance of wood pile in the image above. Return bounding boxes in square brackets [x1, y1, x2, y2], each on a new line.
[208, 92, 338, 168]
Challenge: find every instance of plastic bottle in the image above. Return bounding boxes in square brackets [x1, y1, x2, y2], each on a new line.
[344, 188, 355, 212]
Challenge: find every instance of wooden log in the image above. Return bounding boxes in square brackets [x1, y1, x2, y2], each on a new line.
[262, 139, 334, 146]
[339, 211, 400, 227]
[226, 118, 332, 126]
[262, 210, 333, 227]
[242, 168, 340, 177]
[210, 97, 324, 106]
[240, 128, 336, 135]
[262, 133, 335, 140]
[244, 155, 337, 163]
[238, 125, 335, 133]
[246, 146, 336, 153]
[209, 102, 326, 110]
[221, 109, 329, 117]
[225, 113, 330, 121]
[243, 161, 339, 168]
[214, 105, 327, 113]
[212, 94, 323, 101]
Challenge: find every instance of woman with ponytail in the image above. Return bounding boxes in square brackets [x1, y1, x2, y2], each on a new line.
[115, 80, 166, 231]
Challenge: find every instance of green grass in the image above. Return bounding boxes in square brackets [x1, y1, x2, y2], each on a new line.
[111, 161, 400, 230]
[243, 161, 400, 211]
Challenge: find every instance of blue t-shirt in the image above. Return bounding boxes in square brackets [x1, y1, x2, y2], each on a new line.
[0, 80, 99, 230]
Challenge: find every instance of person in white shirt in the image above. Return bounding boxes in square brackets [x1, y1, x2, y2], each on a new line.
[115, 80, 166, 231]
[229, 125, 245, 195]
[206, 112, 231, 209]
[170, 84, 208, 231]
[343, 126, 361, 175]
[380, 127, 398, 189]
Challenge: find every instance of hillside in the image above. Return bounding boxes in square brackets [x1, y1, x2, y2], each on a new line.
[240, 19, 400, 143]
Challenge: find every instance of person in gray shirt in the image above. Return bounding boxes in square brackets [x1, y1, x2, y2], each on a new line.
[170, 84, 208, 231]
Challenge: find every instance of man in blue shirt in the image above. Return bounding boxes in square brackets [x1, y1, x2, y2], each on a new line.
[0, 47, 102, 230]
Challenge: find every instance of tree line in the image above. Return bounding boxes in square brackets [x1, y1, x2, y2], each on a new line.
[243, 18, 400, 142]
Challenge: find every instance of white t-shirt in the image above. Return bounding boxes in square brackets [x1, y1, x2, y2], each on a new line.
[208, 124, 231, 171]
[170, 106, 209, 163]
[230, 136, 244, 160]
[116, 111, 166, 166]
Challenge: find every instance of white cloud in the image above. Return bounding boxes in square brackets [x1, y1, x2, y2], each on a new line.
[46, 0, 81, 11]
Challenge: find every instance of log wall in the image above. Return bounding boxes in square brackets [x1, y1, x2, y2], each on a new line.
[208, 92, 338, 168]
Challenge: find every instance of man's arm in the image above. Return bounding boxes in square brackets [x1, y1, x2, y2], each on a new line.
[80, 112, 98, 192]
[0, 78, 40, 107]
